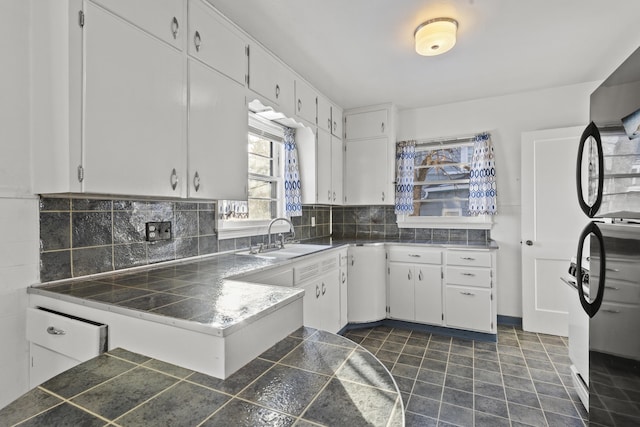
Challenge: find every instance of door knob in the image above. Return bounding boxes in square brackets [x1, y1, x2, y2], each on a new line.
[525, 240, 533, 246]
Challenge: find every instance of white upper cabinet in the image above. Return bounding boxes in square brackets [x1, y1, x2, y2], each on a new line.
[344, 138, 389, 205]
[330, 135, 344, 204]
[188, 59, 247, 200]
[295, 79, 317, 125]
[188, 0, 246, 85]
[331, 104, 343, 138]
[91, 0, 185, 50]
[82, 2, 186, 197]
[316, 131, 332, 205]
[318, 96, 333, 134]
[344, 108, 388, 140]
[248, 43, 294, 116]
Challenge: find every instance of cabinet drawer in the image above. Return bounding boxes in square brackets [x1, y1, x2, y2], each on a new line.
[447, 250, 492, 267]
[446, 266, 492, 288]
[389, 247, 442, 264]
[445, 285, 492, 332]
[27, 308, 107, 362]
[599, 278, 640, 304]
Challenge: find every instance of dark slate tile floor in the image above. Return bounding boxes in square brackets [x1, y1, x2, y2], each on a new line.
[343, 324, 588, 427]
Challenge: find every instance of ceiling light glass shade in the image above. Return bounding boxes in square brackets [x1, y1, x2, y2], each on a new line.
[414, 18, 458, 56]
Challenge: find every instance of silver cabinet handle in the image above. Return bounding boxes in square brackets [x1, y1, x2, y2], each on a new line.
[460, 292, 475, 296]
[328, 118, 331, 131]
[605, 286, 620, 290]
[47, 326, 66, 335]
[342, 271, 346, 284]
[194, 30, 202, 52]
[333, 191, 336, 202]
[298, 99, 302, 112]
[606, 267, 620, 272]
[193, 171, 200, 192]
[275, 84, 280, 99]
[381, 122, 385, 133]
[171, 17, 179, 39]
[333, 121, 337, 132]
[418, 270, 423, 281]
[462, 257, 476, 261]
[170, 168, 178, 190]
[328, 190, 331, 201]
[408, 269, 412, 280]
[351, 257, 354, 266]
[602, 309, 620, 314]
[381, 192, 385, 202]
[322, 282, 326, 295]
[408, 254, 421, 258]
[315, 285, 320, 298]
[462, 273, 476, 277]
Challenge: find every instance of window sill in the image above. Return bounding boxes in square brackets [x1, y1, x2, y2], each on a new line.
[396, 214, 493, 230]
[218, 221, 292, 240]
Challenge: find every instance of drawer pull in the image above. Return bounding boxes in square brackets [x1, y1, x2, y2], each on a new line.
[460, 291, 475, 296]
[604, 285, 620, 291]
[322, 283, 326, 295]
[461, 273, 476, 277]
[46, 326, 66, 336]
[602, 309, 620, 314]
[418, 270, 423, 281]
[408, 254, 421, 258]
[315, 285, 320, 299]
[461, 257, 476, 261]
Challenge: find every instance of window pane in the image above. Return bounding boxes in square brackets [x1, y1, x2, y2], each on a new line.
[248, 179, 276, 199]
[248, 134, 271, 157]
[248, 153, 272, 176]
[248, 199, 278, 221]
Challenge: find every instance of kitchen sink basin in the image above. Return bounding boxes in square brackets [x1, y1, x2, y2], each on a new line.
[236, 244, 332, 260]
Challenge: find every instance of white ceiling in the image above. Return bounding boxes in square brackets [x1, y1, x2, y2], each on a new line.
[207, 0, 640, 111]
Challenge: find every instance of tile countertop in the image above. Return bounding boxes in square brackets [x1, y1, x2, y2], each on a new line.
[1, 327, 404, 427]
[28, 238, 497, 337]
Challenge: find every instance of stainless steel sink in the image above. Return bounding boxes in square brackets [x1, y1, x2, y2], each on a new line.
[236, 244, 332, 260]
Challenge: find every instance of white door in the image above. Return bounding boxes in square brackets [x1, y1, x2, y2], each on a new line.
[521, 126, 585, 336]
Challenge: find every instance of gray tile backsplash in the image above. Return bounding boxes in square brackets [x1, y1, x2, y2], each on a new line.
[39, 197, 219, 282]
[332, 205, 490, 244]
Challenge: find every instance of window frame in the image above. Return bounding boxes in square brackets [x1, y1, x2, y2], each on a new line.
[217, 114, 290, 240]
[396, 137, 493, 230]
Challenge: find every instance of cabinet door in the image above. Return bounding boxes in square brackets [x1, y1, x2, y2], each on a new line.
[300, 280, 322, 330]
[248, 44, 294, 115]
[295, 79, 317, 125]
[319, 270, 341, 333]
[83, 3, 185, 197]
[91, 0, 185, 50]
[317, 96, 333, 134]
[344, 138, 388, 205]
[188, 59, 248, 200]
[188, 0, 246, 85]
[331, 104, 343, 138]
[415, 265, 443, 325]
[388, 263, 415, 321]
[331, 136, 343, 205]
[317, 130, 332, 204]
[339, 266, 348, 329]
[345, 109, 387, 140]
[347, 245, 387, 322]
[445, 285, 492, 332]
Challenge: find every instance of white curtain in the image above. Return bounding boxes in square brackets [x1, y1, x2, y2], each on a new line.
[394, 140, 416, 215]
[284, 128, 302, 217]
[468, 132, 498, 215]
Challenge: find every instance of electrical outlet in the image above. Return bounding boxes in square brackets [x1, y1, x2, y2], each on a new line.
[146, 221, 172, 242]
[311, 216, 316, 227]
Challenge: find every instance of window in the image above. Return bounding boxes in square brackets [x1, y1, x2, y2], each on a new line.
[412, 141, 473, 217]
[397, 137, 492, 229]
[219, 114, 284, 232]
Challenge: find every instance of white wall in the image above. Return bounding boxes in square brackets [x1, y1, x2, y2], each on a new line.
[398, 82, 598, 318]
[0, 0, 39, 408]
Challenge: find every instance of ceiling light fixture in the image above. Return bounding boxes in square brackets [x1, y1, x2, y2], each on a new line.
[414, 18, 458, 56]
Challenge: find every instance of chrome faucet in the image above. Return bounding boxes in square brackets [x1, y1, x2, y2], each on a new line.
[266, 217, 295, 250]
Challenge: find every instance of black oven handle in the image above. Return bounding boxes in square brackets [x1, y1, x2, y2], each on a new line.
[576, 222, 606, 318]
[576, 122, 604, 218]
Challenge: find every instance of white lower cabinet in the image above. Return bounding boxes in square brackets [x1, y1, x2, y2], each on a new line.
[388, 246, 443, 325]
[347, 245, 387, 323]
[300, 270, 341, 333]
[444, 249, 497, 334]
[27, 307, 107, 388]
[338, 250, 349, 330]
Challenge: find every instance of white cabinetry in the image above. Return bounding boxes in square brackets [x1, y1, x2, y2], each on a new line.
[188, 0, 246, 85]
[347, 245, 387, 323]
[318, 96, 343, 138]
[344, 104, 396, 205]
[388, 246, 443, 325]
[338, 249, 349, 329]
[316, 131, 343, 205]
[444, 250, 497, 334]
[295, 253, 341, 333]
[188, 59, 247, 199]
[27, 307, 107, 388]
[248, 43, 294, 116]
[295, 79, 318, 126]
[82, 1, 186, 197]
